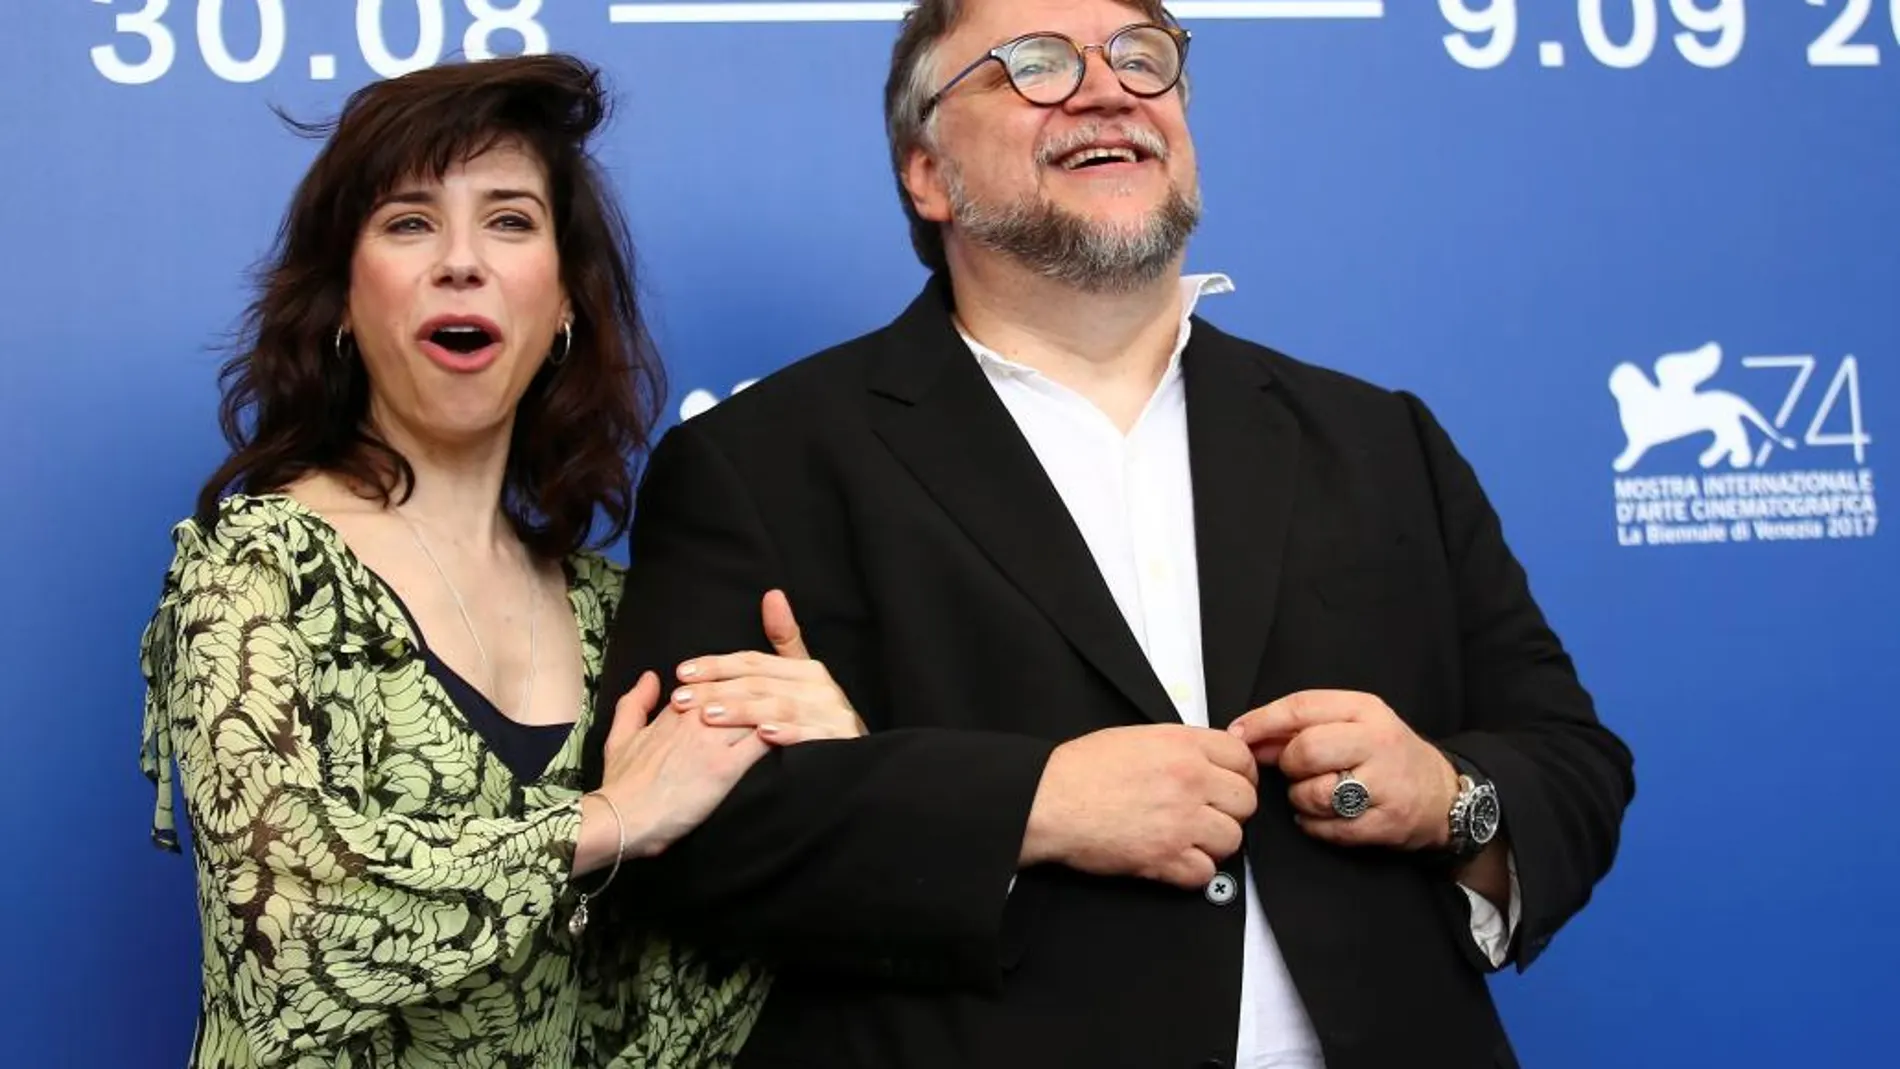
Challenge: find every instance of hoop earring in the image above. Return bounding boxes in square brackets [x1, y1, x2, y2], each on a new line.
[550, 320, 573, 366]
[333, 326, 352, 361]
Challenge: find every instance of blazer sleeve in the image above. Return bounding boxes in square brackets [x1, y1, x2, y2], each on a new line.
[584, 419, 1057, 993]
[1398, 391, 1637, 972]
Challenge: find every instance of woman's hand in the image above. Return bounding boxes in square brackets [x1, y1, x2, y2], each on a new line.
[669, 590, 867, 745]
[575, 671, 768, 874]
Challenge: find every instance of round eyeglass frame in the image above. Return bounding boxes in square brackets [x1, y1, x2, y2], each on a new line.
[919, 22, 1192, 120]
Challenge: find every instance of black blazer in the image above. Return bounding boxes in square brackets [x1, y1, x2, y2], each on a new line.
[584, 277, 1635, 1069]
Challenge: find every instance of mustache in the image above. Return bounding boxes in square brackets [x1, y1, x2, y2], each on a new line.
[1034, 122, 1170, 165]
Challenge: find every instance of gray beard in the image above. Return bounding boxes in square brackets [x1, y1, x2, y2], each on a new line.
[944, 166, 1201, 294]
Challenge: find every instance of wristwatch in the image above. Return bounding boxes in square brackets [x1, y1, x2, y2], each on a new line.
[1443, 751, 1501, 860]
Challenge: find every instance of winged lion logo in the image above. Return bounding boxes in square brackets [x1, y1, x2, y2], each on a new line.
[1609, 342, 1796, 473]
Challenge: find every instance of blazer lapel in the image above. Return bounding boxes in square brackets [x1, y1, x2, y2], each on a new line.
[1182, 322, 1301, 728]
[865, 279, 1179, 725]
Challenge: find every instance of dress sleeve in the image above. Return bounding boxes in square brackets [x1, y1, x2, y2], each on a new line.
[138, 513, 584, 1064]
[576, 934, 773, 1069]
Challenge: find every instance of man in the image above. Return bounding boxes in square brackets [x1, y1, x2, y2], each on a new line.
[584, 0, 1635, 1065]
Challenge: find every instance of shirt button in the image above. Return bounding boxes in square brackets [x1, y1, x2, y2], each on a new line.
[1145, 558, 1171, 582]
[1204, 872, 1238, 906]
[1167, 681, 1192, 705]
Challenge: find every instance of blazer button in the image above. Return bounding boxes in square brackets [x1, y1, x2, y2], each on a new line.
[1204, 872, 1238, 906]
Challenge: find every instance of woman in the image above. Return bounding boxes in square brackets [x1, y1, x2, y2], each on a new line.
[138, 55, 857, 1067]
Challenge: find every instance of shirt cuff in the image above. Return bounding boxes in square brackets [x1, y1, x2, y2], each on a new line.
[1459, 849, 1521, 968]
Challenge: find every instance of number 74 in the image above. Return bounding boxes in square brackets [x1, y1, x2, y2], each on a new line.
[1741, 355, 1872, 465]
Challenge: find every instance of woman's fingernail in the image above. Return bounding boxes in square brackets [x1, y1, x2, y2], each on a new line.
[672, 688, 693, 705]
[758, 724, 782, 739]
[704, 704, 727, 720]
[678, 663, 700, 679]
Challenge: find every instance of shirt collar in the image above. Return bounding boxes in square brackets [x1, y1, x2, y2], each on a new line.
[959, 272, 1235, 381]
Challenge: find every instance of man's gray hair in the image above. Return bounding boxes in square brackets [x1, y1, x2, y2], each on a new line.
[881, 0, 1187, 276]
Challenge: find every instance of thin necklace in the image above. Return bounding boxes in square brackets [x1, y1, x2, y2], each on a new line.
[398, 510, 539, 720]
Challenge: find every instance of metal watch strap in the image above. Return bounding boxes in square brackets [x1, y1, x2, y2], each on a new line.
[1442, 750, 1494, 859]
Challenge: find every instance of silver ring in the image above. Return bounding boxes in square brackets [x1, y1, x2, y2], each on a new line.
[1331, 772, 1372, 819]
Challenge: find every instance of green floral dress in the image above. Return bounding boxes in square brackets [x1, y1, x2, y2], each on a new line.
[138, 493, 769, 1068]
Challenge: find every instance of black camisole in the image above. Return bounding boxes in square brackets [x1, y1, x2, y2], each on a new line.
[372, 574, 572, 782]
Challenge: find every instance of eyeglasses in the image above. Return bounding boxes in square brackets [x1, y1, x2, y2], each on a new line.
[920, 23, 1191, 120]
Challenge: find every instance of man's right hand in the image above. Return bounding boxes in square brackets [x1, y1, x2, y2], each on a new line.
[1019, 724, 1261, 889]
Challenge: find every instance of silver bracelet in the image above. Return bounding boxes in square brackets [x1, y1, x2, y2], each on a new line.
[569, 791, 625, 938]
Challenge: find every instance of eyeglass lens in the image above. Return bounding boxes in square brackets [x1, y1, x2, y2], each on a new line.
[1005, 26, 1182, 105]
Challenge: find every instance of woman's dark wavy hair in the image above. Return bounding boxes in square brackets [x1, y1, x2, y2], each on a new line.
[197, 53, 664, 558]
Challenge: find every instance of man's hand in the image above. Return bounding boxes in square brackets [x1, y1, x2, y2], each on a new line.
[1021, 725, 1260, 889]
[1228, 689, 1460, 851]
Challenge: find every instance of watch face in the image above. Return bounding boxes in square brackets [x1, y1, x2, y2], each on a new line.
[1470, 787, 1501, 843]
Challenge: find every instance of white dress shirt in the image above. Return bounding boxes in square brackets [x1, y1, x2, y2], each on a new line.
[962, 274, 1520, 1069]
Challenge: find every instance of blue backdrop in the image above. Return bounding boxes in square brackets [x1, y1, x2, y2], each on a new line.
[4, 1, 1894, 1064]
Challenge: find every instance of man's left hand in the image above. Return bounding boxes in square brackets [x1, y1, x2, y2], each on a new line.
[1228, 689, 1459, 851]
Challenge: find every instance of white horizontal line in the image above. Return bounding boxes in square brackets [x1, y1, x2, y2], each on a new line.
[608, 1, 1382, 24]
[1171, 1, 1382, 15]
[611, 2, 908, 20]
